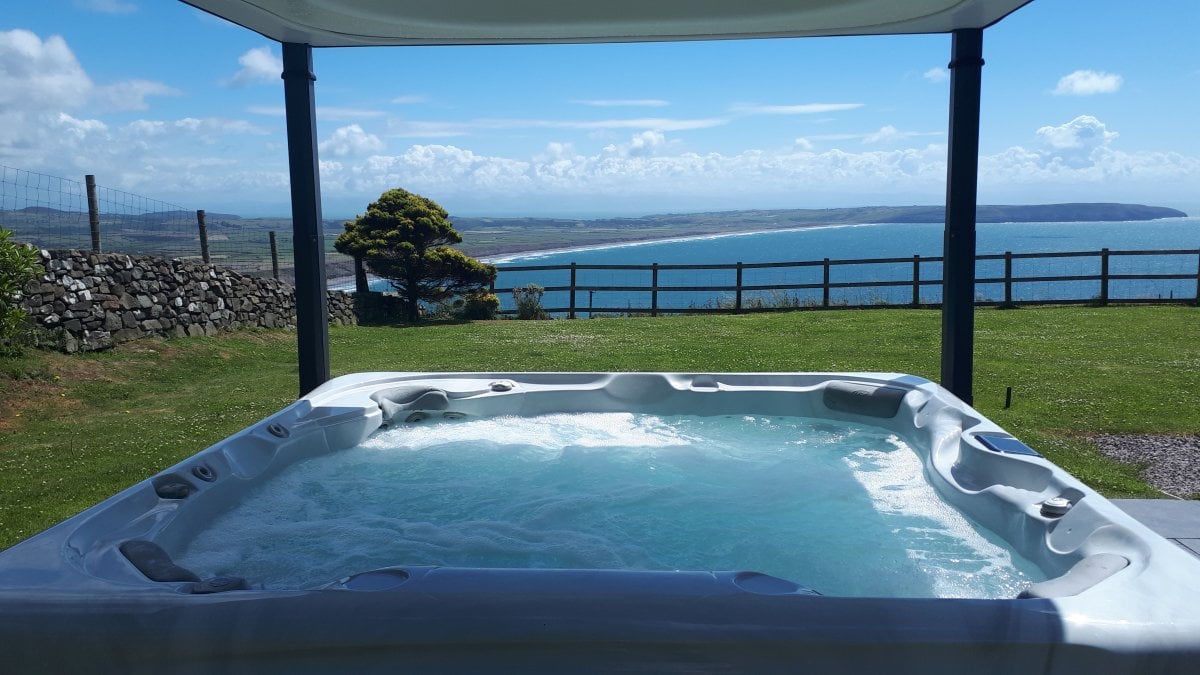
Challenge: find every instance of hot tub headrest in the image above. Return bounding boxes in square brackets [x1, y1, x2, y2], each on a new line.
[822, 381, 908, 419]
[372, 386, 451, 423]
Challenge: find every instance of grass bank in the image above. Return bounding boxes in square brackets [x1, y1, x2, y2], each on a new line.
[2, 305, 1197, 549]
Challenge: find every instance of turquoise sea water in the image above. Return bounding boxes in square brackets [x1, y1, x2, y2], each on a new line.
[478, 218, 1200, 311]
[176, 413, 1044, 596]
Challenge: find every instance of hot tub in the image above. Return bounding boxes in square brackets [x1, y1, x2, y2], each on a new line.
[1, 372, 1197, 673]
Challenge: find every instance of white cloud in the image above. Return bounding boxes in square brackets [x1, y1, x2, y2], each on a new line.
[1036, 115, 1118, 151]
[314, 111, 1200, 216]
[226, 46, 281, 87]
[391, 94, 430, 105]
[320, 124, 386, 157]
[53, 112, 108, 140]
[862, 125, 942, 145]
[731, 102, 864, 115]
[93, 79, 181, 111]
[0, 30, 91, 110]
[602, 130, 670, 158]
[74, 0, 137, 13]
[1052, 70, 1123, 96]
[923, 67, 949, 84]
[863, 125, 904, 145]
[572, 99, 670, 107]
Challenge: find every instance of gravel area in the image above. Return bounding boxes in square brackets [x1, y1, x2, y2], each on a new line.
[1090, 434, 1200, 498]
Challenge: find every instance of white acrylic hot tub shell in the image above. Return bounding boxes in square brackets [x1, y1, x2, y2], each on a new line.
[0, 371, 1198, 673]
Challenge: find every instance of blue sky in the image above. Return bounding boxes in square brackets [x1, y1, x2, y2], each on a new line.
[2, 0, 1197, 218]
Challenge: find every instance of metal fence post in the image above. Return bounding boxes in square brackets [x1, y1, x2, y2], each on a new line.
[568, 262, 577, 319]
[85, 174, 101, 253]
[196, 210, 210, 263]
[1100, 247, 1110, 305]
[822, 258, 831, 308]
[651, 263, 659, 317]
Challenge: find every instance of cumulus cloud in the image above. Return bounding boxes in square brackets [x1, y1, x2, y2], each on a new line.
[976, 115, 1200, 202]
[923, 67, 949, 84]
[0, 29, 181, 171]
[601, 130, 670, 158]
[313, 110, 1200, 217]
[226, 46, 281, 87]
[320, 124, 386, 157]
[1052, 70, 1123, 96]
[863, 125, 904, 145]
[731, 102, 864, 115]
[0, 30, 91, 110]
[1036, 115, 1118, 151]
[316, 139, 950, 211]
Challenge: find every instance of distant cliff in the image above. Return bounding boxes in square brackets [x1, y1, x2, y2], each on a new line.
[878, 203, 1188, 224]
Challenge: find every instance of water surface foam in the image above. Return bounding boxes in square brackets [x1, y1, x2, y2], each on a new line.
[177, 413, 1044, 595]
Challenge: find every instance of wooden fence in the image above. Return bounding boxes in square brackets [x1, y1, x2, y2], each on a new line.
[490, 248, 1200, 317]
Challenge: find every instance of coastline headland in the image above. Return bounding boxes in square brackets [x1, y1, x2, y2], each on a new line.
[450, 203, 1188, 259]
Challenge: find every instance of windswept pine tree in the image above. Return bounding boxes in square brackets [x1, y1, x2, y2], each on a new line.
[334, 189, 496, 323]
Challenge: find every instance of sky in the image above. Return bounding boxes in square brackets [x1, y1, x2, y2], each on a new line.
[1, 0, 1198, 219]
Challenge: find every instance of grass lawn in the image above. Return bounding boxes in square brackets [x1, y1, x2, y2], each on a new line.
[2, 304, 1197, 549]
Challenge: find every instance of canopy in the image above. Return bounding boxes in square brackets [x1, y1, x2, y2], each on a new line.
[181, 0, 1032, 46]
[179, 0, 1028, 402]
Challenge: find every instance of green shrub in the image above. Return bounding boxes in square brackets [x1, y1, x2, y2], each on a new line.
[0, 230, 40, 356]
[459, 291, 500, 320]
[512, 283, 549, 320]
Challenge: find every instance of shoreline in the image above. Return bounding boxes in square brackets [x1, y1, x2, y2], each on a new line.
[475, 222, 872, 264]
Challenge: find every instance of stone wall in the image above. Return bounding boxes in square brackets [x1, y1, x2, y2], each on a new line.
[20, 249, 356, 352]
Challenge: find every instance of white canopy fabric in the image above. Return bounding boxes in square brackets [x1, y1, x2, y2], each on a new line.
[181, 0, 1033, 46]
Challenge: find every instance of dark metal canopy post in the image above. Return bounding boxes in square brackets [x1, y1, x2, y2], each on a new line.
[282, 42, 330, 397]
[941, 28, 983, 404]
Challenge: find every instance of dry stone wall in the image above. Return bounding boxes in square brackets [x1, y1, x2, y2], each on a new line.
[20, 249, 356, 352]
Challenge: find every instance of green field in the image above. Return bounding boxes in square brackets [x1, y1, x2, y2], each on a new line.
[2, 305, 1198, 550]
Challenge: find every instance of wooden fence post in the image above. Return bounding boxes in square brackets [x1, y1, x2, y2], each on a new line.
[269, 231, 281, 280]
[1195, 250, 1200, 305]
[196, 210, 210, 263]
[85, 174, 101, 253]
[352, 252, 368, 293]
[651, 263, 659, 317]
[822, 258, 831, 308]
[568, 262, 577, 319]
[735, 262, 743, 312]
[1004, 251, 1013, 306]
[1100, 248, 1110, 305]
[911, 255, 921, 308]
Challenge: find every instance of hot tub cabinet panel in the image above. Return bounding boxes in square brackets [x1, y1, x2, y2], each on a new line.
[1, 372, 1198, 673]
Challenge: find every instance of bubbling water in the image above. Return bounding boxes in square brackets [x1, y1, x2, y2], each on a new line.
[177, 413, 1045, 595]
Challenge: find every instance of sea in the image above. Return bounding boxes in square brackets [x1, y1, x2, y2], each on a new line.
[353, 218, 1200, 312]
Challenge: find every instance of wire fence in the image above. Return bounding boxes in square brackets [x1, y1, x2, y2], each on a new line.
[0, 165, 355, 285]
